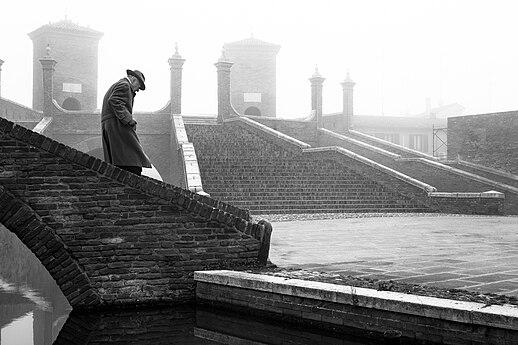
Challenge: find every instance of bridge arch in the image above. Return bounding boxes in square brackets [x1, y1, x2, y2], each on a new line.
[0, 185, 100, 308]
[0, 117, 270, 309]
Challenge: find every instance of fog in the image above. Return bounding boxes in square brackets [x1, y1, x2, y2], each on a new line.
[1, 0, 517, 118]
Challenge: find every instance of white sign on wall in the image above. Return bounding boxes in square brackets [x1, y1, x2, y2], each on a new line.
[243, 93, 261, 103]
[63, 83, 82, 93]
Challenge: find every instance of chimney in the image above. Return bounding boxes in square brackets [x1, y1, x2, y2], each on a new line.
[309, 66, 325, 128]
[168, 43, 185, 115]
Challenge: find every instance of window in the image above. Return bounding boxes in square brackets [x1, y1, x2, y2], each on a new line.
[409, 134, 429, 152]
[63, 83, 82, 93]
[243, 93, 261, 102]
[374, 133, 400, 145]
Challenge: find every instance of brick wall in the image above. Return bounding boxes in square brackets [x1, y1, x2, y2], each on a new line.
[448, 111, 518, 174]
[0, 117, 269, 309]
[0, 98, 43, 123]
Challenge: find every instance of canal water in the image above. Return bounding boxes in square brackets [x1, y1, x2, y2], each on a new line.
[0, 224, 387, 345]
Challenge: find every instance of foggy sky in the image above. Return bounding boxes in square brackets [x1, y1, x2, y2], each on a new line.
[1, 0, 517, 118]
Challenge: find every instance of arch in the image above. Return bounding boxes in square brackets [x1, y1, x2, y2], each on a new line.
[0, 185, 100, 309]
[62, 97, 81, 111]
[244, 106, 262, 116]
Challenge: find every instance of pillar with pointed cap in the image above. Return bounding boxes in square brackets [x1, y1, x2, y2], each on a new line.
[168, 43, 185, 115]
[0, 58, 4, 98]
[39, 45, 57, 117]
[214, 48, 239, 123]
[341, 72, 355, 131]
[309, 66, 325, 128]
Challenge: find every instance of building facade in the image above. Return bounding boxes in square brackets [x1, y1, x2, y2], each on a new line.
[28, 19, 103, 112]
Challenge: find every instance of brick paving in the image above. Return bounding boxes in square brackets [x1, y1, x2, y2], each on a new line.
[266, 214, 518, 297]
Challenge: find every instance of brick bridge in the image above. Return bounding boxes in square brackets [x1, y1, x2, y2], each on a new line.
[0, 117, 271, 309]
[2, 47, 517, 311]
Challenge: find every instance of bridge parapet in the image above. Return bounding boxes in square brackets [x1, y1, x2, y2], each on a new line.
[0, 116, 271, 309]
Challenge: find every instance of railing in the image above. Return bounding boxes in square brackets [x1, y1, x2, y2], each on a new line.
[171, 114, 207, 195]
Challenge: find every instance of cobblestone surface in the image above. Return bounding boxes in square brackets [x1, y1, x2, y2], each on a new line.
[250, 213, 518, 307]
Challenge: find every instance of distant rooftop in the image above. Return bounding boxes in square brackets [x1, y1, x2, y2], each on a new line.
[28, 18, 103, 39]
[224, 36, 280, 52]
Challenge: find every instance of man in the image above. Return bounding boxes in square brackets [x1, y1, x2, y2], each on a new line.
[101, 69, 151, 175]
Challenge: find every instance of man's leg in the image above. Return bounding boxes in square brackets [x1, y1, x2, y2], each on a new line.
[116, 166, 142, 175]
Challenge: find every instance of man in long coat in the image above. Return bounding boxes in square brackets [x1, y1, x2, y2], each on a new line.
[101, 69, 151, 175]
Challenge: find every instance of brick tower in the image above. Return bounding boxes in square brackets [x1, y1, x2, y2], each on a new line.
[223, 36, 280, 117]
[28, 19, 103, 112]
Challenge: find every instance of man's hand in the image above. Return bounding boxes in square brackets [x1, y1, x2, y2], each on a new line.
[128, 119, 137, 127]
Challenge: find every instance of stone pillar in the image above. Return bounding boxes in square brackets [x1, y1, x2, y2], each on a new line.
[39, 45, 57, 117]
[0, 58, 3, 98]
[168, 43, 185, 115]
[215, 48, 236, 123]
[341, 72, 355, 131]
[309, 66, 325, 128]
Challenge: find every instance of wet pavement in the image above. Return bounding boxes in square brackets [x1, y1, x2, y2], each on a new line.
[267, 214, 518, 297]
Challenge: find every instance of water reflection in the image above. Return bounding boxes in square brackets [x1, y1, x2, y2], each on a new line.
[0, 224, 71, 345]
[0, 224, 377, 345]
[56, 304, 379, 345]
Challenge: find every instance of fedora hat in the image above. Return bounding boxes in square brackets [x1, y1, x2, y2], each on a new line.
[126, 69, 146, 90]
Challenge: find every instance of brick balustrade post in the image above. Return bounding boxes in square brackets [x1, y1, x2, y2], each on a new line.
[341, 72, 355, 132]
[168, 43, 185, 115]
[309, 67, 325, 129]
[39, 45, 57, 117]
[215, 49, 239, 123]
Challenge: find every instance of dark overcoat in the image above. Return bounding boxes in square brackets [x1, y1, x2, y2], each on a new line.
[101, 78, 151, 168]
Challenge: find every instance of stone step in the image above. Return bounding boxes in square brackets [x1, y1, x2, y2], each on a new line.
[218, 200, 422, 207]
[246, 207, 430, 214]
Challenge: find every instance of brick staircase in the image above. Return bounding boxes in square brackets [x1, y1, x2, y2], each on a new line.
[186, 122, 429, 215]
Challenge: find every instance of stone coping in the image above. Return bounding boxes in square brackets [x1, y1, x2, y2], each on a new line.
[430, 191, 505, 199]
[411, 158, 518, 194]
[305, 146, 437, 193]
[349, 129, 439, 161]
[455, 159, 518, 181]
[319, 128, 402, 160]
[194, 270, 518, 331]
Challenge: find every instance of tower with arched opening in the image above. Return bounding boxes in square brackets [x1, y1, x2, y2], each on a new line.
[28, 19, 103, 112]
[223, 37, 280, 117]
